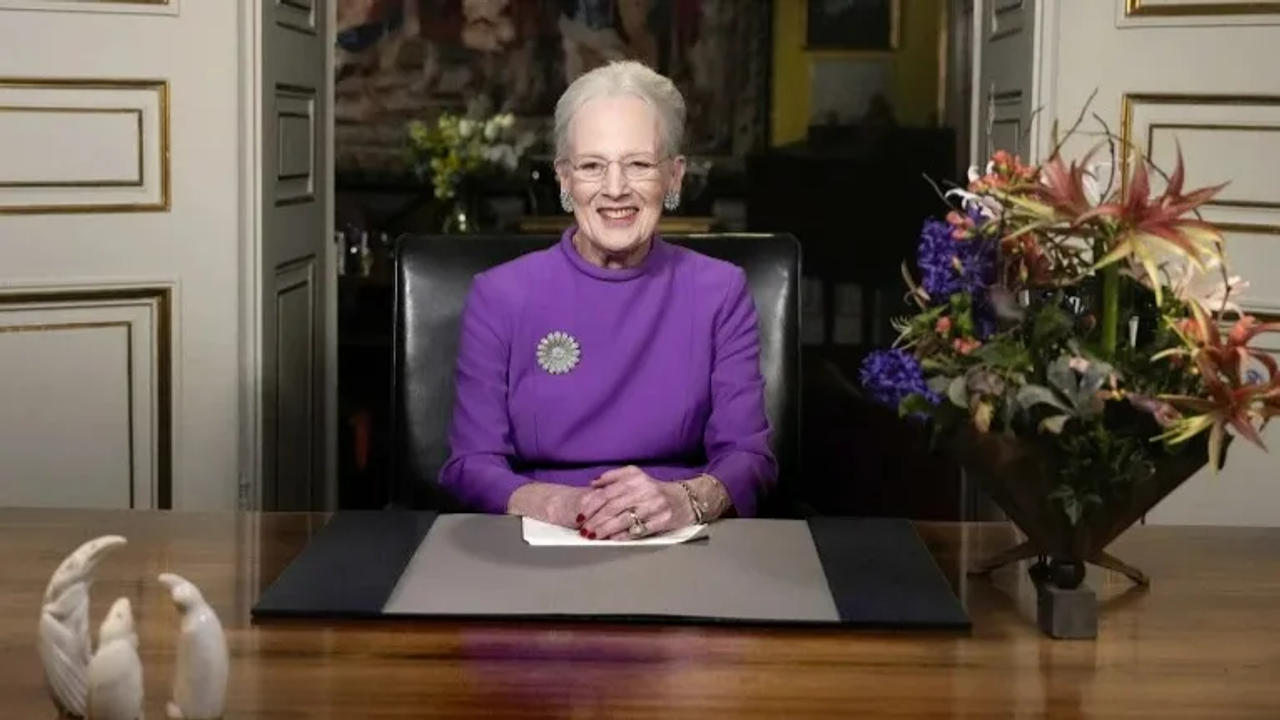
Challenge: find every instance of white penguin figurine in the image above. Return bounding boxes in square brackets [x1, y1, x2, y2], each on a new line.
[87, 597, 145, 720]
[158, 573, 228, 720]
[37, 535, 127, 719]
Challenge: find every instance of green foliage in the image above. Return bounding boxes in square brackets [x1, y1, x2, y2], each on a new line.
[1030, 301, 1074, 352]
[893, 304, 947, 349]
[898, 393, 939, 420]
[1052, 421, 1156, 526]
[949, 293, 977, 338]
[972, 337, 1032, 371]
[406, 113, 535, 201]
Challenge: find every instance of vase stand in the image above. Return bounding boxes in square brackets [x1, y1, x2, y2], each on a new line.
[967, 540, 1151, 586]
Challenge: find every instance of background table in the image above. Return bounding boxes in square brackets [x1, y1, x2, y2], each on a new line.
[2, 509, 1278, 718]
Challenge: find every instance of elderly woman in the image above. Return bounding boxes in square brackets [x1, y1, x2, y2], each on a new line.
[439, 60, 776, 540]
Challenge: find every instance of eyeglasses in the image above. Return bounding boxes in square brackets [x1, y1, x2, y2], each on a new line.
[558, 156, 667, 183]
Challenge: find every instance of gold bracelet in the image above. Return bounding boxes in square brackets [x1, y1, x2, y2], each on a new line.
[680, 479, 706, 524]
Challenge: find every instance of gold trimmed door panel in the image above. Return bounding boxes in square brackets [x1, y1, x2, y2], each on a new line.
[0, 2, 244, 509]
[0, 287, 171, 509]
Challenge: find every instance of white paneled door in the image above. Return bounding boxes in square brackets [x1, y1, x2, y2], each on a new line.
[975, 0, 1280, 525]
[0, 0, 334, 511]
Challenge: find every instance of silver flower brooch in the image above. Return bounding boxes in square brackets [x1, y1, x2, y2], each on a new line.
[536, 331, 580, 374]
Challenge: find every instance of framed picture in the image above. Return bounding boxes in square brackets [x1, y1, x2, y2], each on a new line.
[334, 0, 773, 182]
[805, 0, 901, 51]
[808, 58, 893, 124]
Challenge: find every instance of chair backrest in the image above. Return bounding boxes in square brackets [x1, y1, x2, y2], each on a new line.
[391, 233, 801, 514]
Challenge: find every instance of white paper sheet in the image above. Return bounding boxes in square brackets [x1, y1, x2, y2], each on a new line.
[521, 517, 709, 547]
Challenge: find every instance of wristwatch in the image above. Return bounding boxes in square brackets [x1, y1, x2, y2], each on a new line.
[680, 479, 710, 524]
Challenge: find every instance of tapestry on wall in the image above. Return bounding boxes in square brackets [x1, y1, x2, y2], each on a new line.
[335, 0, 771, 180]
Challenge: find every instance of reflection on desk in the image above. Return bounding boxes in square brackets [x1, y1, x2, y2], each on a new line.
[2, 509, 1278, 718]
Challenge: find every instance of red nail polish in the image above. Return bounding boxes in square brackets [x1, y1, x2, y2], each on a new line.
[576, 514, 585, 523]
[579, 529, 587, 537]
[588, 532, 597, 539]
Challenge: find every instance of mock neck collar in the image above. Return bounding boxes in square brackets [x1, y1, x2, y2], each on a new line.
[559, 225, 665, 282]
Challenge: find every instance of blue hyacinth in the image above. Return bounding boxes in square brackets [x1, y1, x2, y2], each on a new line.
[859, 349, 940, 414]
[917, 218, 997, 302]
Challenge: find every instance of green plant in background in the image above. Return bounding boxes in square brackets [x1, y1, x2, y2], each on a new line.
[406, 112, 536, 230]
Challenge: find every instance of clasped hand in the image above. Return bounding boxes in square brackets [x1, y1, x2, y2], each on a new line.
[564, 466, 696, 541]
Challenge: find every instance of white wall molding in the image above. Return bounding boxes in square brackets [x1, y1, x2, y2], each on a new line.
[1118, 0, 1280, 27]
[1, 0, 244, 510]
[238, 0, 264, 510]
[1031, 0, 1061, 162]
[1122, 92, 1280, 235]
[0, 78, 169, 214]
[0, 284, 172, 509]
[0, 0, 178, 16]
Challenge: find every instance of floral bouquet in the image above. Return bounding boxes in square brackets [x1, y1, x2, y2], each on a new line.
[859, 124, 1276, 570]
[406, 112, 535, 230]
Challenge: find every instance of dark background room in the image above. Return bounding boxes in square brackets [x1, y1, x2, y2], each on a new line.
[331, 0, 975, 518]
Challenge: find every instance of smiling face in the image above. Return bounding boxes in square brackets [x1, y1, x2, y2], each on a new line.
[558, 94, 684, 265]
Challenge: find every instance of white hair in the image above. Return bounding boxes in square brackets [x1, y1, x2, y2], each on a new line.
[553, 60, 687, 159]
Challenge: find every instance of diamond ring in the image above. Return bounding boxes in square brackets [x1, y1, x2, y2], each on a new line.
[627, 508, 647, 537]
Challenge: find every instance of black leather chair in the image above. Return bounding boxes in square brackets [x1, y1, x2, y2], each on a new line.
[391, 233, 802, 516]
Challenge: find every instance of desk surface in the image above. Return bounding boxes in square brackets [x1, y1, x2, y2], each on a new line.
[3, 509, 1278, 718]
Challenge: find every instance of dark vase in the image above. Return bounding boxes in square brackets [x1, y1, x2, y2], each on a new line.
[956, 425, 1225, 588]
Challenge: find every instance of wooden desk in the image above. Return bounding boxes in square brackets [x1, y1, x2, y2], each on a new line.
[3, 509, 1278, 718]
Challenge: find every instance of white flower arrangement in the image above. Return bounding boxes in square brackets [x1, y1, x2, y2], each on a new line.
[406, 111, 534, 201]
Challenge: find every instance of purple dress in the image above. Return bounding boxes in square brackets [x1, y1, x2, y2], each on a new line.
[439, 227, 777, 516]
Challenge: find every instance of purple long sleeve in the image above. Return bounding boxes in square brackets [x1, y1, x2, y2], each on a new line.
[701, 269, 778, 517]
[439, 227, 778, 515]
[439, 276, 533, 513]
